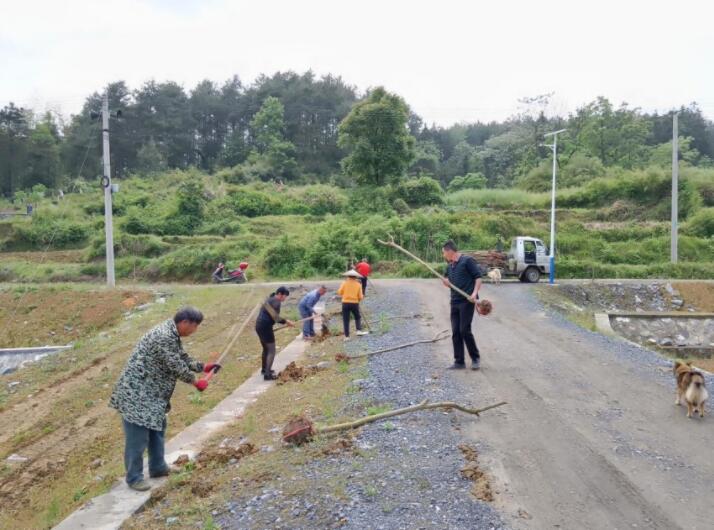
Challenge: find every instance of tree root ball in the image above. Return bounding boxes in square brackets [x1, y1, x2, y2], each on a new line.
[282, 415, 315, 446]
[477, 299, 493, 316]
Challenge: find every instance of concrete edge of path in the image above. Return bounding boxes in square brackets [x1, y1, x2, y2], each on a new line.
[53, 306, 323, 530]
[595, 311, 713, 376]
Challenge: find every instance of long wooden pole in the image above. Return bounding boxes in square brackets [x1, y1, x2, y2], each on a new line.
[317, 400, 507, 434]
[348, 329, 450, 359]
[377, 237, 475, 303]
[202, 301, 261, 382]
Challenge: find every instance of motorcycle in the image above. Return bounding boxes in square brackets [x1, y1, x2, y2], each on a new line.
[212, 262, 249, 284]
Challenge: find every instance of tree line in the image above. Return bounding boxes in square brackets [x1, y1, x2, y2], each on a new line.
[1, 70, 713, 197]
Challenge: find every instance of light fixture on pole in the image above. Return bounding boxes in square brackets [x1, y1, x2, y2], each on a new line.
[543, 128, 566, 285]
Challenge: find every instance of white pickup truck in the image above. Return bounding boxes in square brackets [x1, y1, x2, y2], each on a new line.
[506, 236, 551, 283]
[467, 236, 551, 283]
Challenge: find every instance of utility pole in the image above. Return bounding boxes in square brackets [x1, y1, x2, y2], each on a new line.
[102, 92, 115, 287]
[671, 112, 678, 264]
[544, 128, 566, 284]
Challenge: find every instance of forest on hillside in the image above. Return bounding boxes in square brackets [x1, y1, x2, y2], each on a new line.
[2, 71, 714, 198]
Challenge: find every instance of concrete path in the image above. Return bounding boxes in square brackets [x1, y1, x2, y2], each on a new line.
[54, 307, 321, 530]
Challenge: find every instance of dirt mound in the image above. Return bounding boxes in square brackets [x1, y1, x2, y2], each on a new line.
[458, 444, 493, 502]
[173, 454, 190, 466]
[276, 362, 321, 384]
[314, 326, 343, 343]
[191, 477, 215, 497]
[196, 441, 256, 465]
[321, 436, 353, 456]
[283, 415, 315, 446]
[0, 456, 68, 501]
[0, 288, 152, 348]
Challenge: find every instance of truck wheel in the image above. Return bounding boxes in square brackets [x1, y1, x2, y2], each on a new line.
[524, 267, 541, 283]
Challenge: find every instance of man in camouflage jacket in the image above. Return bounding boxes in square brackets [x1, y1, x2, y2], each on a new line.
[110, 307, 220, 491]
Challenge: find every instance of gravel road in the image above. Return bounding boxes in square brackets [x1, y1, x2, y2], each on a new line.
[408, 279, 714, 530]
[219, 279, 714, 530]
[218, 284, 507, 529]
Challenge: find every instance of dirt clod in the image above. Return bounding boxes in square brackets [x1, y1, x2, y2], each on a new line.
[276, 362, 321, 385]
[282, 415, 315, 446]
[196, 442, 256, 465]
[335, 353, 350, 363]
[173, 454, 190, 466]
[321, 436, 354, 456]
[458, 444, 493, 502]
[190, 477, 214, 497]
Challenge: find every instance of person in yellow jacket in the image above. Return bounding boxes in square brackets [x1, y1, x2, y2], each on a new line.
[337, 270, 369, 340]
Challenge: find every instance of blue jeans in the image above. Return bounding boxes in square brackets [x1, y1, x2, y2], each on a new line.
[298, 304, 314, 337]
[122, 417, 168, 485]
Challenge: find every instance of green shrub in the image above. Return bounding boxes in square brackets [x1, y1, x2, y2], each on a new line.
[289, 185, 348, 215]
[224, 189, 282, 217]
[263, 235, 312, 277]
[392, 176, 444, 207]
[86, 233, 170, 260]
[447, 173, 488, 192]
[347, 186, 394, 214]
[82, 198, 127, 216]
[559, 154, 605, 187]
[123, 207, 161, 235]
[392, 198, 410, 215]
[198, 217, 242, 236]
[14, 211, 90, 249]
[685, 208, 714, 238]
[215, 165, 254, 185]
[399, 261, 438, 278]
[557, 259, 714, 279]
[557, 167, 701, 218]
[446, 188, 549, 210]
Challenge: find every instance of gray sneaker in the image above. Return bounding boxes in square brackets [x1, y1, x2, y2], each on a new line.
[471, 359, 481, 370]
[128, 479, 151, 492]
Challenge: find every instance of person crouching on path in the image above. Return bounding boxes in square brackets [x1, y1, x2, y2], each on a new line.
[355, 257, 372, 295]
[442, 240, 483, 370]
[337, 270, 368, 341]
[298, 285, 327, 340]
[256, 286, 294, 380]
[109, 307, 220, 491]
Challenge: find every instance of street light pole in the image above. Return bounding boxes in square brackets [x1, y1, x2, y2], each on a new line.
[544, 128, 566, 285]
[671, 112, 679, 264]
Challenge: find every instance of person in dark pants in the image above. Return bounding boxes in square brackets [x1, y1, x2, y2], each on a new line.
[337, 270, 368, 341]
[355, 257, 372, 295]
[255, 286, 294, 380]
[442, 240, 483, 370]
[109, 307, 220, 491]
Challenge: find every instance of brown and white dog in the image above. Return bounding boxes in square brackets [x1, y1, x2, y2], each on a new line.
[487, 268, 502, 285]
[674, 360, 708, 418]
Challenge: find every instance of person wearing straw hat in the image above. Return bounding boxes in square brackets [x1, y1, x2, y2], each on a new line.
[337, 270, 368, 341]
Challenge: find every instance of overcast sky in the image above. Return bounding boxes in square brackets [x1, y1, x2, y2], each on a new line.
[2, 0, 713, 126]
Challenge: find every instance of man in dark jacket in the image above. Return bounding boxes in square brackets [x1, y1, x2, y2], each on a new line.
[442, 240, 483, 370]
[109, 307, 220, 491]
[255, 286, 294, 380]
